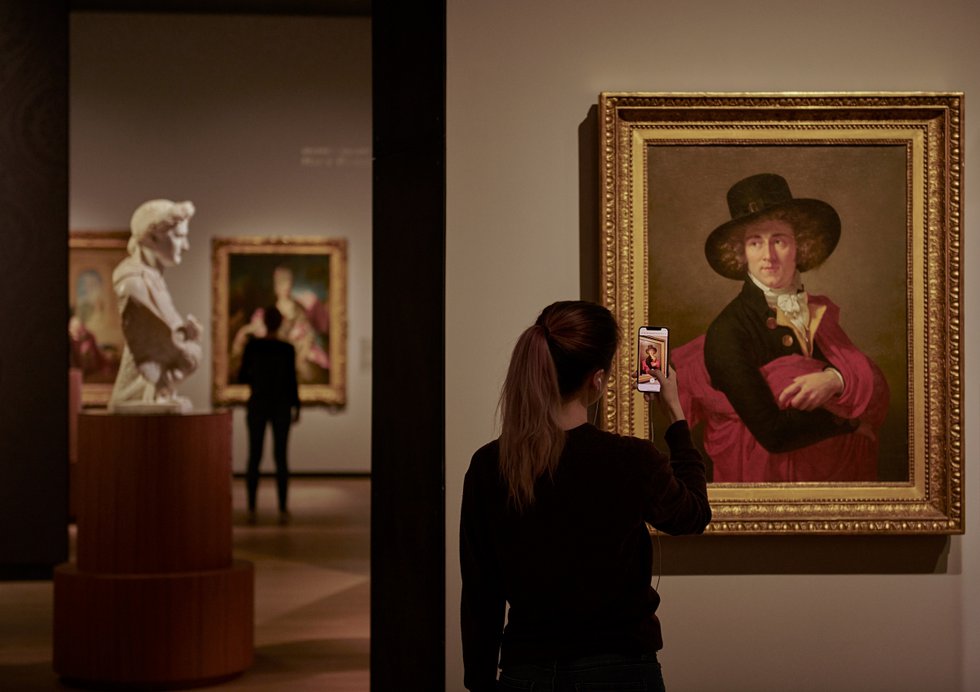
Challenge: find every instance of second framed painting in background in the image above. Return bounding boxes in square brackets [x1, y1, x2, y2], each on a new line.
[212, 236, 348, 407]
[69, 230, 129, 406]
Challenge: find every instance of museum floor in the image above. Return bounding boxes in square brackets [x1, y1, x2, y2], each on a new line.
[0, 476, 370, 692]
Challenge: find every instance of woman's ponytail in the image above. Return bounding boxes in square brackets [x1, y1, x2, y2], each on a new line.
[498, 324, 565, 512]
[498, 301, 619, 512]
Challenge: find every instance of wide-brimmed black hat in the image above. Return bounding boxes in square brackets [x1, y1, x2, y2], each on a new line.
[704, 173, 841, 280]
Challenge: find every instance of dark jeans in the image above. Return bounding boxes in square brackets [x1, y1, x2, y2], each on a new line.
[497, 653, 665, 692]
[246, 407, 292, 512]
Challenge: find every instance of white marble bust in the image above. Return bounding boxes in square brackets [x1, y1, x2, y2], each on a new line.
[108, 199, 202, 413]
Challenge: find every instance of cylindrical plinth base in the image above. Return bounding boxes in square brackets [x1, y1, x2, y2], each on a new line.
[55, 410, 253, 688]
[53, 560, 254, 688]
[76, 411, 233, 573]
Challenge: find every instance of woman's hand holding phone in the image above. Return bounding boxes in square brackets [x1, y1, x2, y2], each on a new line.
[644, 366, 685, 424]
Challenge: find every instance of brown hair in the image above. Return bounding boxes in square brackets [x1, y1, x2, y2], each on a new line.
[715, 206, 837, 276]
[498, 301, 619, 512]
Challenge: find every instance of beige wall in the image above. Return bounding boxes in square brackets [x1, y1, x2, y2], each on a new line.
[70, 13, 372, 473]
[446, 1, 979, 690]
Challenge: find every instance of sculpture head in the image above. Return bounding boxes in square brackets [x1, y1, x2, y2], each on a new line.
[129, 199, 196, 268]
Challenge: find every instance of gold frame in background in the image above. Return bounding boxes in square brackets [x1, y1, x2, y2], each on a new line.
[68, 230, 130, 407]
[599, 92, 963, 535]
[212, 236, 348, 407]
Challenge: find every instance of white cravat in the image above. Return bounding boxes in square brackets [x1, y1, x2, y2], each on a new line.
[748, 271, 844, 390]
[749, 271, 810, 338]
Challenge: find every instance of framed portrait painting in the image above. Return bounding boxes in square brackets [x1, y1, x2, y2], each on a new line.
[599, 93, 963, 534]
[68, 230, 129, 406]
[212, 236, 348, 406]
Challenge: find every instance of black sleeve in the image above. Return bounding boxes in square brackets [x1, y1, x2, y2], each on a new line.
[705, 317, 856, 453]
[285, 343, 300, 407]
[237, 339, 254, 385]
[640, 421, 712, 536]
[459, 459, 505, 692]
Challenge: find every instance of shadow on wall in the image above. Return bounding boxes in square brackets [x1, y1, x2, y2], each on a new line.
[656, 534, 950, 575]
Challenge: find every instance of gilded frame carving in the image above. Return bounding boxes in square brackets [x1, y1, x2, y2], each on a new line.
[68, 230, 130, 407]
[212, 236, 348, 407]
[599, 92, 963, 534]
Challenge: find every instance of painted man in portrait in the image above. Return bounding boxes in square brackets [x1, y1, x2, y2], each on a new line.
[672, 173, 890, 482]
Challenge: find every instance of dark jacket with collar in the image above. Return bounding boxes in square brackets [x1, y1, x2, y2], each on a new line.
[703, 279, 857, 453]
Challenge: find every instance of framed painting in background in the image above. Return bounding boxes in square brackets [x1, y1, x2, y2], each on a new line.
[212, 236, 347, 406]
[598, 92, 963, 534]
[68, 230, 129, 406]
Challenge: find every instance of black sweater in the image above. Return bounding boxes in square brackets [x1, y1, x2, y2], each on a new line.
[460, 421, 710, 691]
[238, 337, 300, 412]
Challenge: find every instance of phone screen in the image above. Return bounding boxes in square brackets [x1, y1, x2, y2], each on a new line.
[637, 326, 669, 393]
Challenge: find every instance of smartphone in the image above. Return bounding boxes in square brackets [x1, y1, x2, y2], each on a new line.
[636, 326, 669, 393]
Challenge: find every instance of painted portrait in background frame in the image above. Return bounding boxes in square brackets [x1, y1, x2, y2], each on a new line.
[599, 93, 963, 535]
[68, 230, 129, 406]
[212, 236, 347, 406]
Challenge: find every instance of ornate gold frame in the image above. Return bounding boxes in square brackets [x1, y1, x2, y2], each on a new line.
[68, 230, 130, 406]
[211, 236, 348, 407]
[599, 92, 963, 534]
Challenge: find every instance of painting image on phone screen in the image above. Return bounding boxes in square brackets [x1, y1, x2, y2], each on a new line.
[637, 326, 669, 393]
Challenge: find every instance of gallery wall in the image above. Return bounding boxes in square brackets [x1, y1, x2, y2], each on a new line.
[445, 1, 979, 691]
[70, 12, 372, 473]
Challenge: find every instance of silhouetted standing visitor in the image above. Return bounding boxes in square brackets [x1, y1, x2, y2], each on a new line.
[238, 306, 301, 524]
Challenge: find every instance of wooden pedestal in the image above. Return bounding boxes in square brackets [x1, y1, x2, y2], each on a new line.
[54, 411, 254, 688]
